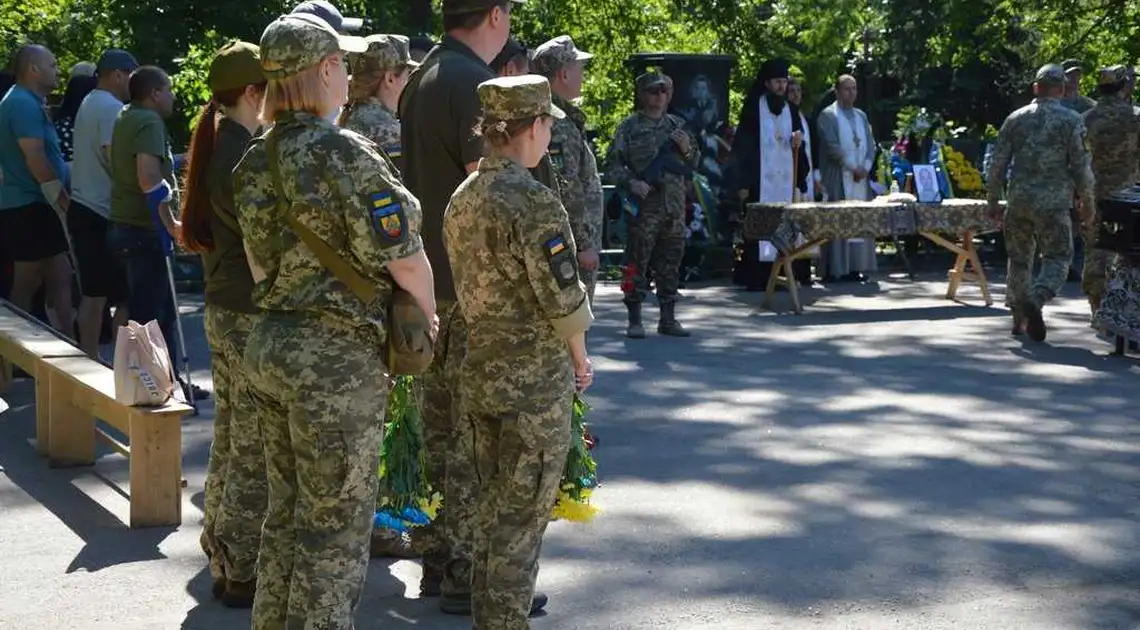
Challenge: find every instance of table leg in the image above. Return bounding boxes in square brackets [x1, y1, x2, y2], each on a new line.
[920, 230, 993, 306]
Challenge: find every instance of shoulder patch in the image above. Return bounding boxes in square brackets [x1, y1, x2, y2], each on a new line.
[543, 233, 578, 289]
[370, 191, 407, 246]
[383, 143, 402, 158]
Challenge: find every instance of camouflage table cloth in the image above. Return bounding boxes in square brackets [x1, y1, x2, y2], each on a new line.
[743, 198, 999, 253]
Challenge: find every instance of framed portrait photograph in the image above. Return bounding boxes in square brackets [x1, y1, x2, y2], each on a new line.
[912, 164, 942, 203]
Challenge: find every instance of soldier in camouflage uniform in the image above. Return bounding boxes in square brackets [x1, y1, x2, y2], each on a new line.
[606, 72, 700, 338]
[444, 74, 594, 630]
[340, 34, 418, 175]
[1081, 65, 1140, 316]
[234, 14, 438, 629]
[1061, 59, 1098, 114]
[987, 63, 1096, 342]
[340, 34, 422, 561]
[532, 35, 604, 304]
[183, 40, 269, 609]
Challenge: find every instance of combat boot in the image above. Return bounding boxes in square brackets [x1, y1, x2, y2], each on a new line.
[1089, 294, 1102, 319]
[440, 591, 549, 616]
[1010, 306, 1026, 336]
[625, 302, 646, 339]
[220, 579, 256, 609]
[657, 302, 691, 337]
[1024, 301, 1047, 342]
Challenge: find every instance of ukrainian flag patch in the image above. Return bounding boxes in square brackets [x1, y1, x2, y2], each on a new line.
[545, 235, 566, 257]
[371, 191, 394, 209]
[384, 143, 402, 158]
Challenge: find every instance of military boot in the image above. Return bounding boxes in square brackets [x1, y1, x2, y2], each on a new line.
[1024, 301, 1047, 342]
[440, 591, 549, 616]
[625, 302, 646, 339]
[1089, 294, 1102, 319]
[1010, 306, 1026, 336]
[220, 579, 256, 609]
[657, 302, 690, 337]
[370, 530, 418, 559]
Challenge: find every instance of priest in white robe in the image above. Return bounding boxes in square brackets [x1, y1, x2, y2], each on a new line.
[817, 74, 878, 280]
[729, 58, 812, 290]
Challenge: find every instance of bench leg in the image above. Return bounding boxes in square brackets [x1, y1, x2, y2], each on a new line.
[34, 362, 52, 455]
[128, 414, 182, 528]
[47, 371, 95, 467]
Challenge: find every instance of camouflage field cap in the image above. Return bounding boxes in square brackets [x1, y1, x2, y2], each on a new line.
[530, 35, 593, 75]
[1034, 63, 1066, 86]
[208, 41, 265, 92]
[350, 34, 419, 75]
[260, 12, 368, 79]
[477, 75, 565, 121]
[636, 71, 672, 92]
[441, 0, 525, 15]
[1098, 64, 1129, 87]
[1062, 58, 1082, 74]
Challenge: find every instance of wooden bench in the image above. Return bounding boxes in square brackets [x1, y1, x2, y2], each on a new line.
[0, 304, 88, 454]
[0, 303, 195, 528]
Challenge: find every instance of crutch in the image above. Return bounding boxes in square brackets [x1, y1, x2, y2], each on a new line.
[151, 202, 197, 413]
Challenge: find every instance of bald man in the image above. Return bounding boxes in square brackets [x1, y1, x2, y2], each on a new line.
[0, 44, 74, 336]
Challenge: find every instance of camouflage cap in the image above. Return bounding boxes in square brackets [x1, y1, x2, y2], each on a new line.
[1098, 64, 1129, 87]
[1033, 63, 1066, 86]
[636, 71, 672, 92]
[477, 75, 565, 121]
[208, 40, 265, 92]
[1062, 58, 1082, 74]
[530, 35, 593, 75]
[441, 0, 525, 15]
[349, 34, 419, 75]
[260, 13, 368, 79]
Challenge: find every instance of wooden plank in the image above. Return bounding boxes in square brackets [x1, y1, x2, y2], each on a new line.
[128, 410, 183, 527]
[0, 307, 85, 373]
[47, 366, 95, 468]
[40, 356, 193, 434]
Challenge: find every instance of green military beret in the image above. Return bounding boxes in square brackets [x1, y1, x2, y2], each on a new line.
[477, 74, 565, 121]
[208, 40, 265, 93]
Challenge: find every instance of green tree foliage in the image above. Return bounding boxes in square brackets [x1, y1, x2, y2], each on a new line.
[3, 0, 1140, 149]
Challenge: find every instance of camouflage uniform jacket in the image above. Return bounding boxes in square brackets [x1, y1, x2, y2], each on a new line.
[342, 99, 404, 175]
[1083, 93, 1140, 198]
[234, 111, 423, 339]
[443, 156, 592, 384]
[605, 111, 699, 214]
[986, 97, 1095, 213]
[549, 94, 603, 252]
[1061, 94, 1097, 115]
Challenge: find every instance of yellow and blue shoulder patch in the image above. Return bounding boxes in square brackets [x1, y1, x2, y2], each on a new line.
[545, 235, 566, 257]
[543, 233, 578, 289]
[370, 191, 406, 245]
[383, 143, 402, 159]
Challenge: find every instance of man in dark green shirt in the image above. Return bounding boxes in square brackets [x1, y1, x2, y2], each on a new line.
[107, 65, 208, 401]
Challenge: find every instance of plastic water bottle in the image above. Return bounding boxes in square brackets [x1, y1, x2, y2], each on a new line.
[889, 180, 900, 195]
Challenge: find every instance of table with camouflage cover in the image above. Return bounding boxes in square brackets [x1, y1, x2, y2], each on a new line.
[743, 198, 1002, 314]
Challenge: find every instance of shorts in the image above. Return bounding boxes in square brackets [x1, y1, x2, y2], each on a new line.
[67, 201, 129, 301]
[0, 202, 68, 262]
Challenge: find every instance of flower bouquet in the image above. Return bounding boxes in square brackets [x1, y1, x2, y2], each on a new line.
[940, 144, 985, 199]
[551, 393, 600, 523]
[374, 375, 441, 533]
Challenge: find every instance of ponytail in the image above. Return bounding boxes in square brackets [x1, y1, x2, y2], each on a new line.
[180, 101, 221, 252]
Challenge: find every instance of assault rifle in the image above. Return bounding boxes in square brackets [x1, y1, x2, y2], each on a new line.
[640, 139, 694, 191]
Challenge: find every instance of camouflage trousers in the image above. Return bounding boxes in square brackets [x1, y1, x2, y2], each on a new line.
[623, 201, 686, 305]
[466, 382, 573, 630]
[244, 314, 387, 630]
[1080, 220, 1112, 302]
[200, 306, 265, 584]
[1004, 205, 1073, 310]
[411, 300, 476, 595]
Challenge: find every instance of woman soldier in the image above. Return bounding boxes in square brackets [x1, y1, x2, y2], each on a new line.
[234, 13, 437, 628]
[443, 74, 594, 629]
[179, 40, 268, 608]
[338, 34, 417, 174]
[340, 33, 421, 560]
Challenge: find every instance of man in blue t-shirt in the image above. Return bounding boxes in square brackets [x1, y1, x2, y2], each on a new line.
[0, 44, 74, 336]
